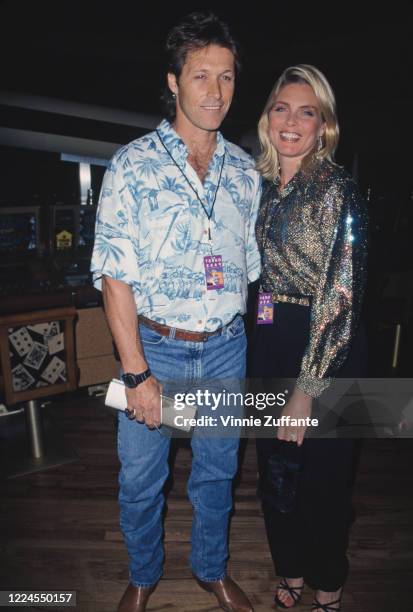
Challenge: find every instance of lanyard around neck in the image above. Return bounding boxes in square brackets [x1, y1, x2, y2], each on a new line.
[156, 129, 226, 247]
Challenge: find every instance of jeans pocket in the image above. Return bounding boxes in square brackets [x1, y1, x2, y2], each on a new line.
[225, 315, 245, 339]
[139, 325, 166, 346]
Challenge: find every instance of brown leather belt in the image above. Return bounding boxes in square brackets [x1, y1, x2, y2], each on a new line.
[139, 315, 235, 343]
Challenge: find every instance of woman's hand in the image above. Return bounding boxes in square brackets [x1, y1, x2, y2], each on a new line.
[277, 388, 313, 446]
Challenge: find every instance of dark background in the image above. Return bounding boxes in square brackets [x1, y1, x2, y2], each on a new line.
[1, 0, 412, 188]
[1, 1, 412, 158]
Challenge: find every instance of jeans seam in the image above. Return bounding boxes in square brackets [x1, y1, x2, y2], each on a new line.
[192, 490, 206, 572]
[193, 570, 226, 582]
[129, 569, 163, 588]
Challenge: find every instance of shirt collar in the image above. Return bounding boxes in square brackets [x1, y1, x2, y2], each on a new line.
[273, 173, 298, 198]
[274, 157, 325, 197]
[156, 119, 226, 165]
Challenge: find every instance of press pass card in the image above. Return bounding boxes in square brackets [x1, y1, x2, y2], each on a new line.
[257, 292, 274, 324]
[204, 255, 224, 290]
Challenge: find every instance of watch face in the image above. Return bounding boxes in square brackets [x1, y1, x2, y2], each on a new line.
[122, 373, 137, 388]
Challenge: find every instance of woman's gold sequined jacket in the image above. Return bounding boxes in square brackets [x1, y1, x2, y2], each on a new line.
[256, 158, 368, 397]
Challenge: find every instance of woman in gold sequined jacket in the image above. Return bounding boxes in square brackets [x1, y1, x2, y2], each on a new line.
[251, 65, 368, 612]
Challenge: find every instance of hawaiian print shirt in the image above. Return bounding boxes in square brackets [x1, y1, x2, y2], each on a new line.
[91, 120, 261, 332]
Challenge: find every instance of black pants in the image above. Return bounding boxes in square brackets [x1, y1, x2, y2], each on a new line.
[251, 302, 367, 591]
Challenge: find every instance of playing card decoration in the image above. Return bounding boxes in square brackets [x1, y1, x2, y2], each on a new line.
[8, 321, 67, 392]
[0, 307, 77, 405]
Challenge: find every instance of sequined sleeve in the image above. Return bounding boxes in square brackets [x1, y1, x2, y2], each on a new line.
[296, 177, 368, 397]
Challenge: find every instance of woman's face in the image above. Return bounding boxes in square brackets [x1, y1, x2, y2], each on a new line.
[267, 82, 325, 165]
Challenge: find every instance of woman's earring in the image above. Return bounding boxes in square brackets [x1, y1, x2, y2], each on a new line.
[317, 136, 323, 154]
[172, 92, 177, 100]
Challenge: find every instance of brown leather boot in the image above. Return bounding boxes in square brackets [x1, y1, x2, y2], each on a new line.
[195, 574, 254, 612]
[117, 582, 157, 612]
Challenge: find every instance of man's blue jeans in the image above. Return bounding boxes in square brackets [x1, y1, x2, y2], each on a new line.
[117, 315, 246, 587]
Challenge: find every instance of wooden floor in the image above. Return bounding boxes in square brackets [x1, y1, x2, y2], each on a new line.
[1, 395, 413, 611]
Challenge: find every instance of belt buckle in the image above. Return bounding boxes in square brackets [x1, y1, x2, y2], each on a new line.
[201, 327, 219, 342]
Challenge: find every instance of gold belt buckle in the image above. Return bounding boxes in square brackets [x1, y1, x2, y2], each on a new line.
[272, 293, 309, 306]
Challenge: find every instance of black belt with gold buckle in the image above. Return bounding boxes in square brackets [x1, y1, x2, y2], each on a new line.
[272, 293, 310, 307]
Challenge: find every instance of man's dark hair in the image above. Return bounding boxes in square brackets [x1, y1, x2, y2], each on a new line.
[161, 11, 241, 121]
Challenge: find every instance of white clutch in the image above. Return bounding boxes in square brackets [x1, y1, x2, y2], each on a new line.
[105, 378, 196, 432]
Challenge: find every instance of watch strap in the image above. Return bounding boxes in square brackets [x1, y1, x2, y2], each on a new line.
[122, 368, 152, 388]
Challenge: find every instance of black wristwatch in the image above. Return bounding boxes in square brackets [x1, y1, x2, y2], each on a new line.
[121, 368, 152, 388]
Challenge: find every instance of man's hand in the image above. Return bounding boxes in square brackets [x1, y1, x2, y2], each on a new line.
[101, 277, 163, 430]
[125, 376, 163, 429]
[277, 388, 313, 447]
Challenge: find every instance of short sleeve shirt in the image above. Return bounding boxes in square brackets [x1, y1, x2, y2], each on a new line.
[91, 119, 261, 332]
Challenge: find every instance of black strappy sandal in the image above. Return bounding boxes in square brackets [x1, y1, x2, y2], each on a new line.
[274, 578, 304, 609]
[311, 592, 342, 611]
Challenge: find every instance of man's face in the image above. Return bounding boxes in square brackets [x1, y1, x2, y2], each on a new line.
[168, 44, 235, 135]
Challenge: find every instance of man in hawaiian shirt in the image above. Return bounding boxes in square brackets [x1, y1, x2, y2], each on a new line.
[91, 11, 260, 612]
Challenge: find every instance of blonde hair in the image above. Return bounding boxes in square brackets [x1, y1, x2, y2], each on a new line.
[256, 64, 339, 180]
